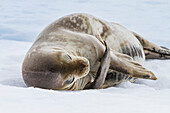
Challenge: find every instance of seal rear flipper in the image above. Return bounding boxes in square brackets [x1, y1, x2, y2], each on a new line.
[133, 32, 170, 59]
[92, 42, 111, 89]
[144, 49, 170, 59]
[110, 50, 157, 80]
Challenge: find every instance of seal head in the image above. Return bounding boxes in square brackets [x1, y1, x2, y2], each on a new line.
[22, 48, 90, 90]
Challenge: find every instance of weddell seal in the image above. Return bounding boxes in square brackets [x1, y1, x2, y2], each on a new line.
[22, 13, 170, 90]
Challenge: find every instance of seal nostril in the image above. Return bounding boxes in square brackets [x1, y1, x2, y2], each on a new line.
[48, 67, 57, 73]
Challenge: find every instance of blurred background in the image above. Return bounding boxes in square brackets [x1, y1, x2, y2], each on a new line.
[0, 0, 170, 47]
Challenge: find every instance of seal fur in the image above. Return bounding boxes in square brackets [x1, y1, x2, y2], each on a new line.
[22, 13, 170, 90]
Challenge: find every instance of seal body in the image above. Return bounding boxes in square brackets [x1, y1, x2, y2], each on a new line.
[53, 14, 145, 64]
[22, 13, 165, 91]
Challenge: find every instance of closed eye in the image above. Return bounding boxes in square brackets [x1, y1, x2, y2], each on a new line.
[67, 54, 72, 60]
[64, 75, 75, 85]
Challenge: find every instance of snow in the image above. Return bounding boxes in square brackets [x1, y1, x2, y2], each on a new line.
[0, 0, 170, 113]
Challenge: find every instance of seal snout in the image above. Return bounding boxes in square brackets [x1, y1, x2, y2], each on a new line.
[22, 51, 65, 90]
[22, 71, 63, 89]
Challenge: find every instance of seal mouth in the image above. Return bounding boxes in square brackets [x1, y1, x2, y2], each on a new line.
[67, 82, 76, 90]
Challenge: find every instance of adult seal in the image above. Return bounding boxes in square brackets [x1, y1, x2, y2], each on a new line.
[22, 14, 170, 90]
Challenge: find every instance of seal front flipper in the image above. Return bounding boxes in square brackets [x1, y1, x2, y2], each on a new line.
[109, 50, 157, 80]
[133, 32, 170, 59]
[92, 42, 111, 89]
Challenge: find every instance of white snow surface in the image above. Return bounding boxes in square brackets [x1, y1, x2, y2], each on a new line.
[0, 0, 170, 113]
